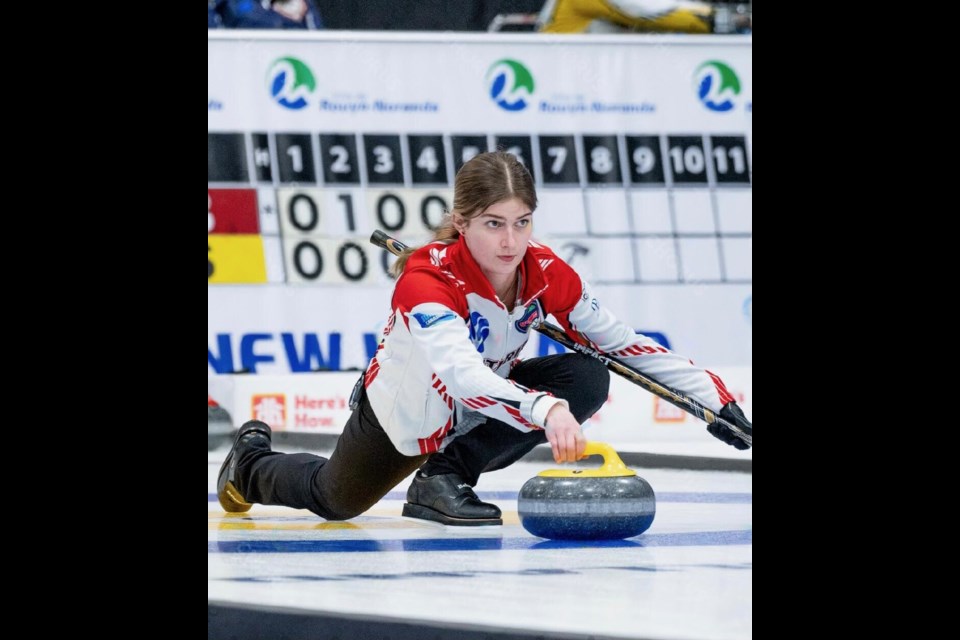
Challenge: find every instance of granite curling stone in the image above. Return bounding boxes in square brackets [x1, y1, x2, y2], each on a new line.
[518, 441, 655, 540]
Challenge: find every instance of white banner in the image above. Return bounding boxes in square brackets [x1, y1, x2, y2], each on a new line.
[208, 32, 751, 134]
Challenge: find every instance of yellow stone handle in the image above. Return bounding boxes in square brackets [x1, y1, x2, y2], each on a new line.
[583, 441, 633, 474]
[538, 441, 637, 478]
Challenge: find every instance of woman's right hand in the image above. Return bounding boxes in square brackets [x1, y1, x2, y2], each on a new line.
[544, 404, 587, 463]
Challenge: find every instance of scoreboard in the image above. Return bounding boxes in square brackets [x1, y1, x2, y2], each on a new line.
[208, 130, 751, 286]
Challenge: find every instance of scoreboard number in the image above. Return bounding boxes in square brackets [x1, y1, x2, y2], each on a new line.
[366, 189, 452, 237]
[274, 133, 316, 184]
[283, 236, 391, 284]
[211, 131, 751, 286]
[538, 135, 579, 184]
[625, 135, 665, 186]
[583, 135, 622, 185]
[666, 136, 708, 185]
[407, 135, 448, 185]
[320, 134, 361, 184]
[363, 134, 404, 184]
[709, 136, 751, 184]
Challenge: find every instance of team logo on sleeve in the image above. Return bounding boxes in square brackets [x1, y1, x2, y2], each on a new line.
[468, 312, 490, 353]
[514, 302, 540, 333]
[412, 312, 457, 328]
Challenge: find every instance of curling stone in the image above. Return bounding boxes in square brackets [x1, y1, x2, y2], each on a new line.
[517, 442, 655, 540]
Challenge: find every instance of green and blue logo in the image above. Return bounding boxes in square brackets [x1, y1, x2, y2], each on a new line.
[267, 57, 316, 110]
[486, 59, 534, 112]
[694, 61, 741, 112]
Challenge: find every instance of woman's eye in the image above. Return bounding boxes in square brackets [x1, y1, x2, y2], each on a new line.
[486, 220, 501, 228]
[517, 219, 530, 228]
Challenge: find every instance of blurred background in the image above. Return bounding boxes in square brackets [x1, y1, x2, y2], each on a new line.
[207, 0, 752, 459]
[209, 1, 753, 33]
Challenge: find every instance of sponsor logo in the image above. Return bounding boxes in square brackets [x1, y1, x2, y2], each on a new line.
[267, 57, 316, 110]
[252, 394, 286, 429]
[538, 99, 655, 114]
[694, 60, 741, 112]
[486, 59, 534, 112]
[318, 98, 438, 113]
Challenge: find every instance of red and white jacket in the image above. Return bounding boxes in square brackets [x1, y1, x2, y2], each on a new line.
[364, 238, 734, 456]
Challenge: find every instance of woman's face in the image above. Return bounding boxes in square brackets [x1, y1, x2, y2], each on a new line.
[457, 197, 533, 283]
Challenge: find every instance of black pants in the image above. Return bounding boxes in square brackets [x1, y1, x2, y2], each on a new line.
[235, 353, 609, 519]
[421, 353, 610, 485]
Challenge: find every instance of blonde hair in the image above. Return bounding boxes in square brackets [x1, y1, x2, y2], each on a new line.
[391, 151, 537, 276]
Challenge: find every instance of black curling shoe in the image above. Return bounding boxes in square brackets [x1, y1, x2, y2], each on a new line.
[217, 420, 272, 513]
[402, 472, 502, 526]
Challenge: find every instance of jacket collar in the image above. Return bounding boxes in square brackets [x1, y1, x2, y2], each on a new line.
[448, 238, 549, 307]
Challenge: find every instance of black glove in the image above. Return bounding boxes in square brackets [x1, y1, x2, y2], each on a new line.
[706, 402, 751, 450]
